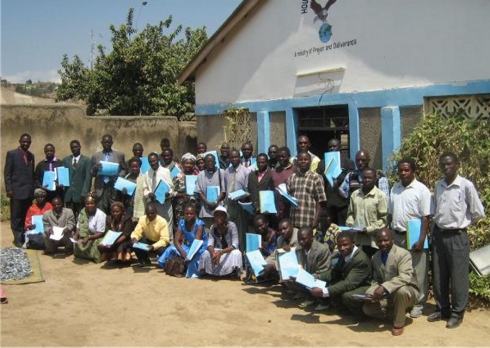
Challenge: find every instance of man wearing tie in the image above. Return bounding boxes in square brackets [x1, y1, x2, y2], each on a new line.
[63, 140, 92, 219]
[4, 133, 35, 247]
[91, 134, 127, 214]
[34, 143, 64, 202]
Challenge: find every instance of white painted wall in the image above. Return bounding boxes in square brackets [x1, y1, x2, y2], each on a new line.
[195, 0, 490, 105]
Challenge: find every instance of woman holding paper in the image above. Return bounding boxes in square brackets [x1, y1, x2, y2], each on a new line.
[158, 204, 207, 278]
[98, 201, 134, 264]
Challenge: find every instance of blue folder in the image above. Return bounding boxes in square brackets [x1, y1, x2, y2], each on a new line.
[277, 250, 300, 280]
[140, 157, 151, 174]
[56, 167, 70, 187]
[245, 249, 267, 276]
[42, 171, 56, 191]
[32, 215, 44, 233]
[185, 175, 198, 196]
[170, 165, 181, 179]
[98, 161, 119, 176]
[186, 239, 204, 261]
[206, 186, 220, 202]
[323, 151, 342, 187]
[114, 177, 137, 196]
[154, 179, 170, 204]
[259, 190, 277, 214]
[407, 219, 429, 249]
[246, 233, 261, 253]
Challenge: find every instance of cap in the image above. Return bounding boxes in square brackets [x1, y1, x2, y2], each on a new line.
[212, 205, 228, 218]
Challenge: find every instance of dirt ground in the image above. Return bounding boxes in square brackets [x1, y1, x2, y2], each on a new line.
[1, 221, 490, 347]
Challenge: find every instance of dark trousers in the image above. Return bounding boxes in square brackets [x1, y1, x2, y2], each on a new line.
[10, 198, 31, 244]
[65, 201, 83, 222]
[326, 205, 348, 226]
[432, 226, 469, 318]
[132, 237, 166, 262]
[96, 183, 118, 215]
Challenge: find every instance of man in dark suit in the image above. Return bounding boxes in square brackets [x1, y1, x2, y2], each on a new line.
[310, 231, 372, 314]
[4, 133, 35, 247]
[91, 134, 127, 214]
[34, 143, 64, 203]
[62, 140, 92, 219]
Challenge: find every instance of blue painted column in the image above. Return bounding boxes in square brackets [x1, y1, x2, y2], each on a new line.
[348, 102, 360, 160]
[285, 108, 298, 153]
[257, 110, 270, 154]
[381, 106, 401, 171]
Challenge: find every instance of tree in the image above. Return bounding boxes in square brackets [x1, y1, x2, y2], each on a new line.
[56, 8, 207, 118]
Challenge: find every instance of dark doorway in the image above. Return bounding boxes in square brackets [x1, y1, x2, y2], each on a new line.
[297, 105, 350, 159]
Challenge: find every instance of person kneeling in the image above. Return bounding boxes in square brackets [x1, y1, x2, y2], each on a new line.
[43, 197, 75, 256]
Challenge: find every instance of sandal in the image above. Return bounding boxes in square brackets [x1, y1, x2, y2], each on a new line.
[0, 288, 8, 304]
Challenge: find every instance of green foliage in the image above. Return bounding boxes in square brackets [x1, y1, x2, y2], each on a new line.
[1, 195, 10, 222]
[56, 8, 207, 119]
[388, 113, 490, 303]
[13, 81, 58, 98]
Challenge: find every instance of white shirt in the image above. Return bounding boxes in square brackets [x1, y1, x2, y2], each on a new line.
[432, 175, 485, 229]
[143, 166, 174, 198]
[389, 179, 431, 231]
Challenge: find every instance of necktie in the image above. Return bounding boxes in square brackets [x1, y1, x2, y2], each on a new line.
[23, 152, 28, 165]
[103, 152, 110, 184]
[73, 158, 77, 169]
[152, 171, 157, 191]
[48, 161, 53, 172]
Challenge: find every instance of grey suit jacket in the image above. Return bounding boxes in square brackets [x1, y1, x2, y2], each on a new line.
[296, 239, 332, 279]
[368, 244, 419, 295]
[62, 154, 92, 203]
[91, 150, 127, 197]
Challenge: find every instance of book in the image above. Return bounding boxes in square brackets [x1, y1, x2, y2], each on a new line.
[100, 230, 123, 247]
[114, 177, 137, 196]
[140, 157, 151, 174]
[32, 215, 44, 233]
[56, 167, 70, 187]
[98, 161, 119, 176]
[406, 219, 429, 249]
[49, 226, 65, 241]
[277, 249, 300, 280]
[259, 190, 277, 214]
[246, 233, 261, 253]
[228, 189, 249, 201]
[276, 183, 298, 207]
[185, 175, 198, 196]
[132, 242, 150, 251]
[338, 226, 365, 232]
[203, 150, 219, 169]
[295, 268, 327, 289]
[323, 151, 342, 187]
[170, 165, 181, 179]
[186, 239, 204, 261]
[245, 249, 267, 276]
[42, 171, 56, 191]
[206, 186, 220, 202]
[238, 201, 255, 215]
[154, 179, 170, 204]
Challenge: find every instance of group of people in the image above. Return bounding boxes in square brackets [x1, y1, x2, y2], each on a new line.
[4, 132, 485, 336]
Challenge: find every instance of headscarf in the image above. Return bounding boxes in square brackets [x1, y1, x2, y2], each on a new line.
[181, 152, 197, 163]
[34, 188, 47, 197]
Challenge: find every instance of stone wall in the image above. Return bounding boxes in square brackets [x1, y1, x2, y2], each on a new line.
[0, 104, 197, 193]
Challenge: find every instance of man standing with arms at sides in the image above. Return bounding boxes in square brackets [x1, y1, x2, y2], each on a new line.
[127, 142, 144, 168]
[346, 167, 388, 258]
[388, 158, 431, 319]
[218, 142, 231, 169]
[287, 151, 327, 230]
[91, 134, 127, 214]
[316, 138, 355, 225]
[4, 133, 35, 247]
[271, 147, 296, 225]
[63, 140, 92, 220]
[224, 149, 250, 252]
[240, 142, 255, 170]
[196, 154, 226, 227]
[291, 135, 320, 172]
[428, 152, 485, 329]
[267, 145, 279, 169]
[339, 149, 390, 199]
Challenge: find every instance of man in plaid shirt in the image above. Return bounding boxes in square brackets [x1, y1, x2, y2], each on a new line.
[287, 151, 327, 229]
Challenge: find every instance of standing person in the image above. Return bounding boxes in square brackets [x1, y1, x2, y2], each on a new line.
[362, 229, 420, 336]
[197, 142, 207, 155]
[160, 148, 176, 172]
[142, 152, 175, 241]
[62, 140, 92, 220]
[286, 151, 327, 230]
[196, 154, 226, 227]
[267, 145, 279, 169]
[127, 142, 144, 168]
[248, 153, 274, 214]
[270, 147, 296, 224]
[240, 142, 255, 170]
[91, 134, 127, 215]
[218, 142, 231, 169]
[4, 133, 35, 247]
[316, 138, 355, 225]
[34, 143, 64, 202]
[339, 149, 390, 199]
[388, 158, 431, 318]
[122, 157, 146, 222]
[195, 154, 206, 172]
[224, 149, 250, 251]
[172, 153, 200, 226]
[428, 152, 485, 329]
[42, 197, 76, 256]
[346, 168, 388, 258]
[291, 135, 320, 172]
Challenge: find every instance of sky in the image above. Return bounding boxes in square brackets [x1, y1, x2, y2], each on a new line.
[0, 0, 242, 83]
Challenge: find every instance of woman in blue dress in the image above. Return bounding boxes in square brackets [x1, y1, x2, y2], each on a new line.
[158, 204, 207, 278]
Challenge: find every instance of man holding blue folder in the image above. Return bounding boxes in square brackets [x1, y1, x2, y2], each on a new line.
[388, 158, 431, 319]
[34, 143, 64, 203]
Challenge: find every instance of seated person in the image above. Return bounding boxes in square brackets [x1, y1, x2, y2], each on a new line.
[98, 201, 134, 264]
[73, 193, 107, 263]
[130, 202, 170, 268]
[158, 203, 207, 278]
[25, 188, 53, 231]
[315, 208, 342, 253]
[198, 206, 242, 279]
[286, 227, 332, 309]
[42, 196, 76, 255]
[362, 228, 420, 336]
[310, 231, 372, 315]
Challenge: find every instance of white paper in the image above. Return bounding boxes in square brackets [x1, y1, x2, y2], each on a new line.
[49, 226, 65, 241]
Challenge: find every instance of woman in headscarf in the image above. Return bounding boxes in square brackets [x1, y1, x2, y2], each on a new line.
[172, 153, 201, 226]
[73, 192, 107, 263]
[98, 201, 134, 264]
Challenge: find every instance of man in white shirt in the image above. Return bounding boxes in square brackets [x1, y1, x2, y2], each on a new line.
[388, 158, 431, 318]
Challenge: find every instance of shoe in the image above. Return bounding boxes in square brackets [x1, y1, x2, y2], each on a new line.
[298, 299, 316, 308]
[427, 311, 450, 322]
[138, 259, 151, 268]
[410, 305, 423, 318]
[314, 303, 330, 311]
[391, 327, 404, 336]
[13, 241, 23, 248]
[292, 293, 305, 300]
[446, 317, 462, 329]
